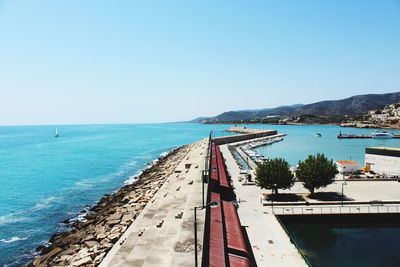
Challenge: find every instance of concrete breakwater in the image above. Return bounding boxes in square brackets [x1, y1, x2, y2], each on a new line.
[29, 144, 192, 267]
[214, 128, 277, 145]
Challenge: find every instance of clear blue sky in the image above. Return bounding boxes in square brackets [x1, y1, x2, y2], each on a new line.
[0, 0, 399, 125]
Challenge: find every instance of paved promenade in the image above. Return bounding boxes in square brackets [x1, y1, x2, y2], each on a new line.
[277, 180, 400, 202]
[219, 145, 307, 267]
[100, 139, 208, 267]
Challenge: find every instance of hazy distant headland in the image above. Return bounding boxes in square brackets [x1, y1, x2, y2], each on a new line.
[192, 92, 400, 128]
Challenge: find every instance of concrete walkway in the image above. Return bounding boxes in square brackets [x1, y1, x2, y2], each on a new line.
[100, 139, 208, 267]
[219, 144, 308, 267]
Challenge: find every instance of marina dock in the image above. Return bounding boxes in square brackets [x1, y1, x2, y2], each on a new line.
[338, 133, 400, 139]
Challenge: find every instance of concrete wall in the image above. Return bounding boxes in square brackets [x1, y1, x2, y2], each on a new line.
[336, 163, 360, 174]
[365, 154, 400, 176]
[213, 130, 277, 145]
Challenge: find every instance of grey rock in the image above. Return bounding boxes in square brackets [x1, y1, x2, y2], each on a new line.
[84, 240, 101, 248]
[71, 256, 93, 266]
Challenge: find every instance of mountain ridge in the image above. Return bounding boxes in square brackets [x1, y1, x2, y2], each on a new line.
[193, 92, 400, 123]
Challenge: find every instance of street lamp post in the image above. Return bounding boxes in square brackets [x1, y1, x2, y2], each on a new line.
[271, 183, 277, 213]
[201, 171, 205, 206]
[341, 182, 347, 206]
[194, 201, 219, 267]
[343, 166, 346, 180]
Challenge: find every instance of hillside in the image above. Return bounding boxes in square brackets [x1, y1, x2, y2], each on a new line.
[341, 103, 400, 129]
[197, 92, 400, 123]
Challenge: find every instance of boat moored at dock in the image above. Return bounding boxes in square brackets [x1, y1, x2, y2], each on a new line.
[371, 131, 393, 139]
[338, 131, 399, 139]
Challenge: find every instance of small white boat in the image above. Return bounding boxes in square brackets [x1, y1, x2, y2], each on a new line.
[54, 128, 60, 138]
[371, 131, 392, 139]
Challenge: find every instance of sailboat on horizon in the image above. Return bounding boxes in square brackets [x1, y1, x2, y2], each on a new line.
[54, 128, 59, 138]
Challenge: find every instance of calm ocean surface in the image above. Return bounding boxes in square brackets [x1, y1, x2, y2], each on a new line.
[0, 123, 399, 266]
[255, 124, 400, 166]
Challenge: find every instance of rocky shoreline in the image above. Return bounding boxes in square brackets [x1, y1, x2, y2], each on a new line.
[29, 144, 191, 267]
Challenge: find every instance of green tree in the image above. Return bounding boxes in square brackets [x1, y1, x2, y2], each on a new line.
[296, 153, 338, 195]
[255, 158, 294, 194]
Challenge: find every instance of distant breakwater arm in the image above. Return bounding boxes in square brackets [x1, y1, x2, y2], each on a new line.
[214, 128, 277, 145]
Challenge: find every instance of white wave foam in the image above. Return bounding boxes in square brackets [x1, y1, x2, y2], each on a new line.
[113, 160, 138, 178]
[0, 214, 27, 226]
[124, 177, 137, 185]
[74, 179, 94, 189]
[33, 196, 61, 211]
[0, 236, 28, 244]
[74, 159, 139, 189]
[125, 160, 137, 168]
[123, 150, 171, 185]
[66, 212, 88, 224]
[159, 151, 168, 158]
[123, 170, 143, 185]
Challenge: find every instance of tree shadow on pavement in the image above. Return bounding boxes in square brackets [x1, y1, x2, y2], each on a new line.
[266, 193, 306, 202]
[308, 192, 354, 201]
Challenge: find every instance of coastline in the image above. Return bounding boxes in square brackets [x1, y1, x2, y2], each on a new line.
[339, 122, 400, 129]
[29, 144, 192, 266]
[205, 121, 400, 130]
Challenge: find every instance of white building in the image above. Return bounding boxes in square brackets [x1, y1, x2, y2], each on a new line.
[335, 160, 360, 174]
[365, 147, 400, 177]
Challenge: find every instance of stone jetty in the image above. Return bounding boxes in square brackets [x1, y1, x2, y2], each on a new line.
[29, 144, 192, 267]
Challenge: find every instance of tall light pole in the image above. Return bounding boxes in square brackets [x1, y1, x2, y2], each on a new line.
[201, 171, 205, 206]
[341, 182, 347, 206]
[194, 201, 219, 267]
[343, 166, 346, 180]
[271, 183, 277, 213]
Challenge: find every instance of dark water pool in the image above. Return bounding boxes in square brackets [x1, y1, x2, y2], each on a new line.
[279, 215, 400, 267]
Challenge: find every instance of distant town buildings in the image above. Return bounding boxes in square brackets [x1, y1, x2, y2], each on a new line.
[365, 103, 400, 127]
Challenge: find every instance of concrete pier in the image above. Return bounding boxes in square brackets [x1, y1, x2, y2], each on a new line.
[100, 139, 209, 267]
[213, 129, 277, 145]
[219, 144, 308, 267]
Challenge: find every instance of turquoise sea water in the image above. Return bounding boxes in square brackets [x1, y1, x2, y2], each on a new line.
[0, 123, 399, 266]
[0, 123, 228, 266]
[255, 124, 400, 166]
